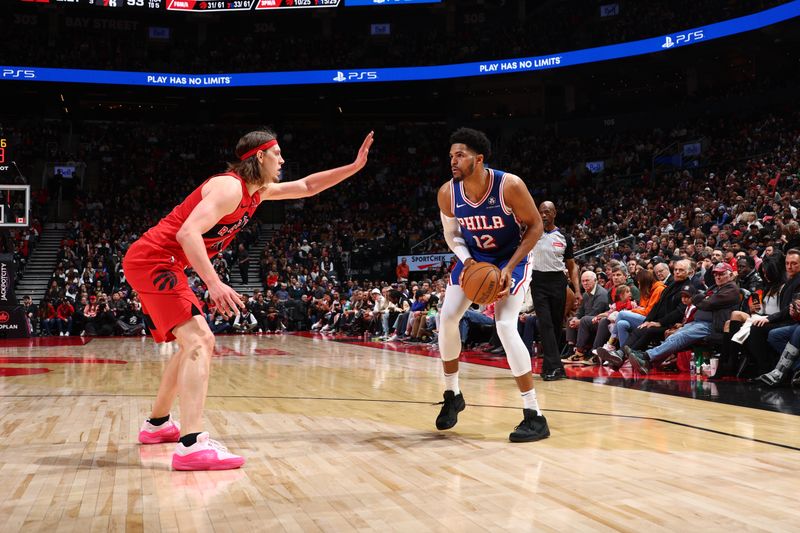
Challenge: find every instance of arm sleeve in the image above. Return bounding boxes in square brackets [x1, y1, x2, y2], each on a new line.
[440, 211, 472, 263]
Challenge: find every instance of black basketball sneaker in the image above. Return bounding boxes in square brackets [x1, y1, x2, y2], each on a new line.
[435, 390, 465, 430]
[509, 409, 551, 442]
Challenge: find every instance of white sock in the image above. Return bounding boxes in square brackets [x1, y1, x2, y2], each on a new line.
[521, 389, 540, 415]
[444, 371, 460, 395]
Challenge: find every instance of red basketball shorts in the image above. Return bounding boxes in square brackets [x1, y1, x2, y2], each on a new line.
[122, 239, 202, 343]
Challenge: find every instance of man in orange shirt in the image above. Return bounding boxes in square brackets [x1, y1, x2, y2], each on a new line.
[396, 257, 410, 282]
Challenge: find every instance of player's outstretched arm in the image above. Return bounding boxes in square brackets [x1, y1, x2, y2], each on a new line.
[176, 175, 246, 317]
[261, 131, 374, 201]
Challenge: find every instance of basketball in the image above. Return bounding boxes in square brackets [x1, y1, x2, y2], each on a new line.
[461, 262, 502, 304]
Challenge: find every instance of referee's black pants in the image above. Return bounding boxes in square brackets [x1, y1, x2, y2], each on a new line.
[530, 271, 567, 374]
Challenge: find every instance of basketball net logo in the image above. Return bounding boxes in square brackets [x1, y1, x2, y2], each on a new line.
[153, 270, 178, 291]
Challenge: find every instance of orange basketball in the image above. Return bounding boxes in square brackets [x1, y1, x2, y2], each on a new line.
[461, 262, 502, 304]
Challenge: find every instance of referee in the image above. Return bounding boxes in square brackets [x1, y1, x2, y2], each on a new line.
[530, 201, 579, 381]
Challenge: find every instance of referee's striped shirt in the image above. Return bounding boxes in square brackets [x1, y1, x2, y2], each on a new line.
[531, 227, 573, 272]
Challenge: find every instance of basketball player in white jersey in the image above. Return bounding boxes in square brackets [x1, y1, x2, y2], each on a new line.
[436, 127, 550, 442]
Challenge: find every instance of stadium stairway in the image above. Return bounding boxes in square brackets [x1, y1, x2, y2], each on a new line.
[15, 224, 67, 305]
[230, 224, 278, 296]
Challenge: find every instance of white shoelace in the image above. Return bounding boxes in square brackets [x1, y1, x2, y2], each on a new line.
[206, 438, 229, 452]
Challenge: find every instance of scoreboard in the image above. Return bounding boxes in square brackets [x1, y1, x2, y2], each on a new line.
[18, 0, 341, 11]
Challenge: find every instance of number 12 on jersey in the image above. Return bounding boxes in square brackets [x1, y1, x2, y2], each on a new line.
[472, 234, 497, 250]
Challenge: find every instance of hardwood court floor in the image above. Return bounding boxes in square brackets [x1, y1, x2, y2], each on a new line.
[0, 333, 798, 532]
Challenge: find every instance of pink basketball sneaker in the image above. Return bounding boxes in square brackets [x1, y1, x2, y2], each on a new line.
[138, 415, 181, 444]
[171, 432, 245, 471]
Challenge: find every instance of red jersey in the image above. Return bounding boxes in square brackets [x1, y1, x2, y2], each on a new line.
[139, 173, 260, 268]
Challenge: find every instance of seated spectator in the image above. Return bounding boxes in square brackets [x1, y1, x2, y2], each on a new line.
[598, 259, 695, 369]
[38, 298, 56, 336]
[653, 262, 672, 286]
[385, 290, 412, 341]
[753, 294, 800, 386]
[614, 269, 666, 348]
[208, 309, 232, 334]
[719, 250, 800, 377]
[263, 295, 287, 332]
[625, 262, 740, 374]
[232, 307, 259, 334]
[735, 255, 764, 308]
[116, 300, 145, 336]
[55, 298, 75, 336]
[603, 284, 635, 350]
[249, 293, 269, 331]
[407, 289, 433, 342]
[89, 299, 117, 336]
[588, 265, 640, 354]
[459, 304, 495, 349]
[564, 271, 609, 363]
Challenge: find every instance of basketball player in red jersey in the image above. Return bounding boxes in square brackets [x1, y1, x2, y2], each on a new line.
[126, 129, 374, 470]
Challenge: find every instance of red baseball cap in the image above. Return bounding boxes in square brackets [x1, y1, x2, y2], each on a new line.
[713, 262, 733, 273]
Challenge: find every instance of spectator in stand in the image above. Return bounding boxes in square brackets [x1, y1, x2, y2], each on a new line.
[408, 289, 433, 341]
[600, 285, 635, 352]
[613, 269, 666, 349]
[55, 298, 75, 336]
[564, 271, 609, 363]
[45, 279, 61, 303]
[21, 295, 37, 335]
[264, 294, 287, 332]
[209, 309, 232, 334]
[91, 299, 117, 336]
[82, 295, 99, 335]
[732, 250, 800, 376]
[599, 259, 695, 369]
[396, 257, 410, 282]
[116, 300, 145, 336]
[736, 255, 764, 304]
[232, 306, 259, 334]
[780, 221, 800, 254]
[37, 298, 56, 336]
[385, 290, 412, 341]
[625, 262, 740, 374]
[237, 243, 250, 285]
[654, 262, 672, 286]
[753, 294, 800, 386]
[250, 293, 269, 331]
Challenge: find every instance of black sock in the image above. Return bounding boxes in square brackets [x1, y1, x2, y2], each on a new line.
[148, 415, 170, 426]
[180, 432, 201, 447]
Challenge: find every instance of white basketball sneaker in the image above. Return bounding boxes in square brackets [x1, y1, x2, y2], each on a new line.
[172, 432, 245, 471]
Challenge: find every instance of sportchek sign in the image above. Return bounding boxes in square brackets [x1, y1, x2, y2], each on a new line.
[398, 254, 455, 272]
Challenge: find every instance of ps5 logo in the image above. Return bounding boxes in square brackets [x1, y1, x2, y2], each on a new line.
[333, 71, 378, 82]
[662, 30, 704, 49]
[2, 69, 35, 79]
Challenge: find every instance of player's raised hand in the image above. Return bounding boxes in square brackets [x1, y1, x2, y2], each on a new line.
[352, 131, 374, 172]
